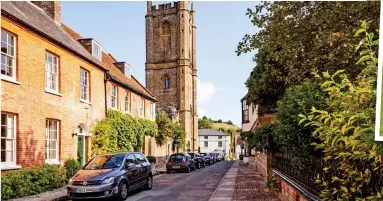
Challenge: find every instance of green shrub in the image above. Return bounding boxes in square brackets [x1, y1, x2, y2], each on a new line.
[146, 156, 156, 164]
[64, 159, 81, 180]
[1, 164, 66, 200]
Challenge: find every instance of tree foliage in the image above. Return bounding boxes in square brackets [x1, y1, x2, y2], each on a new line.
[198, 118, 213, 129]
[155, 111, 174, 146]
[172, 125, 186, 151]
[300, 24, 383, 201]
[237, 1, 380, 112]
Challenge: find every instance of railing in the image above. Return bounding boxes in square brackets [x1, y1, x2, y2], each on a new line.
[271, 152, 322, 196]
[271, 152, 383, 200]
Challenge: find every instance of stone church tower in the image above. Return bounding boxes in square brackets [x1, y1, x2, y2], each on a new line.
[145, 1, 198, 151]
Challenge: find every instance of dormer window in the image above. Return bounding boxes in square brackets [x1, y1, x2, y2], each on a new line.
[91, 40, 102, 61]
[124, 64, 131, 79]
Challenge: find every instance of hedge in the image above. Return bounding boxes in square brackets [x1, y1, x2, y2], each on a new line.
[1, 164, 66, 200]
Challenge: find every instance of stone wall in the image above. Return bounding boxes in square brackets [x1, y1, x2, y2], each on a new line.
[248, 152, 271, 181]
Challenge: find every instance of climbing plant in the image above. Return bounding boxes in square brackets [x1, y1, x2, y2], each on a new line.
[172, 124, 186, 151]
[155, 111, 174, 146]
[91, 110, 158, 155]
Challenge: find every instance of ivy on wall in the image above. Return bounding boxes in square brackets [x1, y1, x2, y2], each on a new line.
[91, 110, 158, 156]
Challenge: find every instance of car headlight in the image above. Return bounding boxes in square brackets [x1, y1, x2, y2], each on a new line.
[102, 177, 116, 184]
[68, 178, 73, 185]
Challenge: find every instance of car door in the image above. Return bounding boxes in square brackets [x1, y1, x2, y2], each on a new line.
[125, 154, 139, 187]
[134, 153, 147, 184]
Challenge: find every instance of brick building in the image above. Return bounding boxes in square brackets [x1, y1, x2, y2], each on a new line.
[1, 1, 157, 170]
[145, 1, 198, 152]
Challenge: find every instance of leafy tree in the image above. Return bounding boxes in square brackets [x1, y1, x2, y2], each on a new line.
[198, 118, 213, 129]
[155, 111, 174, 146]
[217, 119, 223, 123]
[300, 24, 383, 200]
[237, 1, 379, 111]
[202, 116, 208, 120]
[172, 125, 186, 151]
[226, 120, 233, 125]
[274, 80, 324, 158]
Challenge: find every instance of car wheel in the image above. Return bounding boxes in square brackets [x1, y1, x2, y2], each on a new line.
[185, 166, 191, 173]
[144, 175, 153, 190]
[118, 180, 128, 200]
[166, 169, 171, 174]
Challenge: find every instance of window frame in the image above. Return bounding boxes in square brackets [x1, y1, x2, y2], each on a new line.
[218, 136, 222, 140]
[80, 68, 90, 102]
[91, 40, 102, 61]
[164, 76, 170, 89]
[218, 141, 223, 147]
[204, 136, 208, 139]
[45, 51, 59, 93]
[1, 29, 17, 81]
[124, 63, 131, 79]
[242, 99, 249, 123]
[125, 91, 131, 113]
[150, 102, 155, 120]
[45, 119, 60, 164]
[111, 85, 117, 109]
[1, 113, 17, 166]
[204, 141, 208, 147]
[141, 99, 145, 118]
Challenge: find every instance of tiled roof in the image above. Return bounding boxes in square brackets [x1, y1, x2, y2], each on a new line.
[198, 129, 229, 136]
[1, 1, 106, 71]
[2, 1, 156, 101]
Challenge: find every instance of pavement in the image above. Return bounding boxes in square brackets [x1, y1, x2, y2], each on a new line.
[208, 160, 239, 201]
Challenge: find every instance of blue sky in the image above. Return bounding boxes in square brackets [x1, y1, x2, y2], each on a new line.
[62, 1, 259, 126]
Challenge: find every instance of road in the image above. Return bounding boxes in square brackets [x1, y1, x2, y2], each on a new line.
[126, 161, 233, 201]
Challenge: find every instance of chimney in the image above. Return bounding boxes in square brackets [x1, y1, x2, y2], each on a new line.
[32, 1, 62, 25]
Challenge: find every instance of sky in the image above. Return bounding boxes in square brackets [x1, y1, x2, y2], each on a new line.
[62, 1, 259, 126]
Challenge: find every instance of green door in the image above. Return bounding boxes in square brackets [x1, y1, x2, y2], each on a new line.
[77, 136, 84, 166]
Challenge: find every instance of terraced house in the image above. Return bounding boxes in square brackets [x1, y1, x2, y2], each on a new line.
[1, 1, 157, 170]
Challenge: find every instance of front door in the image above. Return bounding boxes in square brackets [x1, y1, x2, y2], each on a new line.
[77, 135, 84, 166]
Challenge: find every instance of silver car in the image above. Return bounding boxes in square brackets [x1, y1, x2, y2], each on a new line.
[66, 152, 153, 200]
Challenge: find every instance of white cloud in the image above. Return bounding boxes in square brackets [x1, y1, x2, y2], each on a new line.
[197, 79, 217, 103]
[198, 108, 207, 117]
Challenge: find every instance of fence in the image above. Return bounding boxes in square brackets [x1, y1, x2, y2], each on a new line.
[271, 152, 383, 199]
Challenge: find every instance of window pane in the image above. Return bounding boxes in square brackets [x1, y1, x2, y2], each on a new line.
[6, 150, 13, 162]
[1, 139, 5, 150]
[1, 42, 7, 54]
[49, 140, 57, 149]
[6, 139, 13, 151]
[1, 150, 5, 162]
[1, 31, 7, 43]
[49, 149, 56, 160]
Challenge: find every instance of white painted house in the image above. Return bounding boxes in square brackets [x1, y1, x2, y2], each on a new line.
[198, 129, 231, 155]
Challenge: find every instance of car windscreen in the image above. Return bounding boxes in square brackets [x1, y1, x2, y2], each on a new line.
[188, 153, 195, 158]
[209, 153, 215, 156]
[200, 153, 207, 156]
[170, 154, 185, 163]
[84, 154, 125, 170]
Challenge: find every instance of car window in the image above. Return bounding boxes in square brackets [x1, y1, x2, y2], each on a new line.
[170, 154, 185, 162]
[188, 153, 195, 158]
[134, 153, 146, 164]
[84, 154, 125, 170]
[125, 154, 136, 164]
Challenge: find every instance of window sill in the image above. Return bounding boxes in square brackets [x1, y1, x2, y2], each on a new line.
[1, 76, 21, 85]
[45, 160, 61, 165]
[80, 99, 92, 105]
[45, 89, 63, 97]
[0, 163, 22, 170]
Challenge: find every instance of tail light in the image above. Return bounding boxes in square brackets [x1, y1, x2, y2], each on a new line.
[182, 159, 186, 164]
[168, 159, 172, 165]
[194, 157, 198, 161]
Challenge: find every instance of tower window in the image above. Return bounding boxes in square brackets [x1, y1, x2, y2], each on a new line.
[164, 75, 170, 89]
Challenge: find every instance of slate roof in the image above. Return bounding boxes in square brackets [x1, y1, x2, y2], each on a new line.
[2, 1, 156, 101]
[1, 1, 105, 70]
[198, 129, 229, 136]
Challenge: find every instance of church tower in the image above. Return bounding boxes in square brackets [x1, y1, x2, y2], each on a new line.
[145, 1, 198, 152]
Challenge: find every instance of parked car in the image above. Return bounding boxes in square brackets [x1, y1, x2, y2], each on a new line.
[67, 152, 153, 200]
[166, 153, 196, 173]
[216, 153, 223, 161]
[208, 152, 216, 163]
[200, 153, 213, 165]
[188, 152, 205, 169]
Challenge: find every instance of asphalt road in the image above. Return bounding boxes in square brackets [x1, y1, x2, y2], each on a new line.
[126, 160, 234, 201]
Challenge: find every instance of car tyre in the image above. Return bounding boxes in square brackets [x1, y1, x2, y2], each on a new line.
[185, 166, 191, 173]
[117, 180, 129, 201]
[144, 175, 153, 190]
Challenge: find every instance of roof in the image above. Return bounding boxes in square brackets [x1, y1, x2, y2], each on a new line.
[198, 129, 229, 136]
[1, 1, 106, 71]
[1, 1, 156, 102]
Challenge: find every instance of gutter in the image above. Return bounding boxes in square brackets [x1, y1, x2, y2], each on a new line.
[110, 75, 158, 103]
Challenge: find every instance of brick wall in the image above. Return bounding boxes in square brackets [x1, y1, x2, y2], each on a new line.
[1, 16, 106, 168]
[274, 174, 309, 201]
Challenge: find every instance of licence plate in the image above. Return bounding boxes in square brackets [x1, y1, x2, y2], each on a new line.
[173, 166, 180, 168]
[75, 188, 92, 193]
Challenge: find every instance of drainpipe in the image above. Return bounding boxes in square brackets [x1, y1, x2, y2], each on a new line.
[104, 71, 111, 116]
